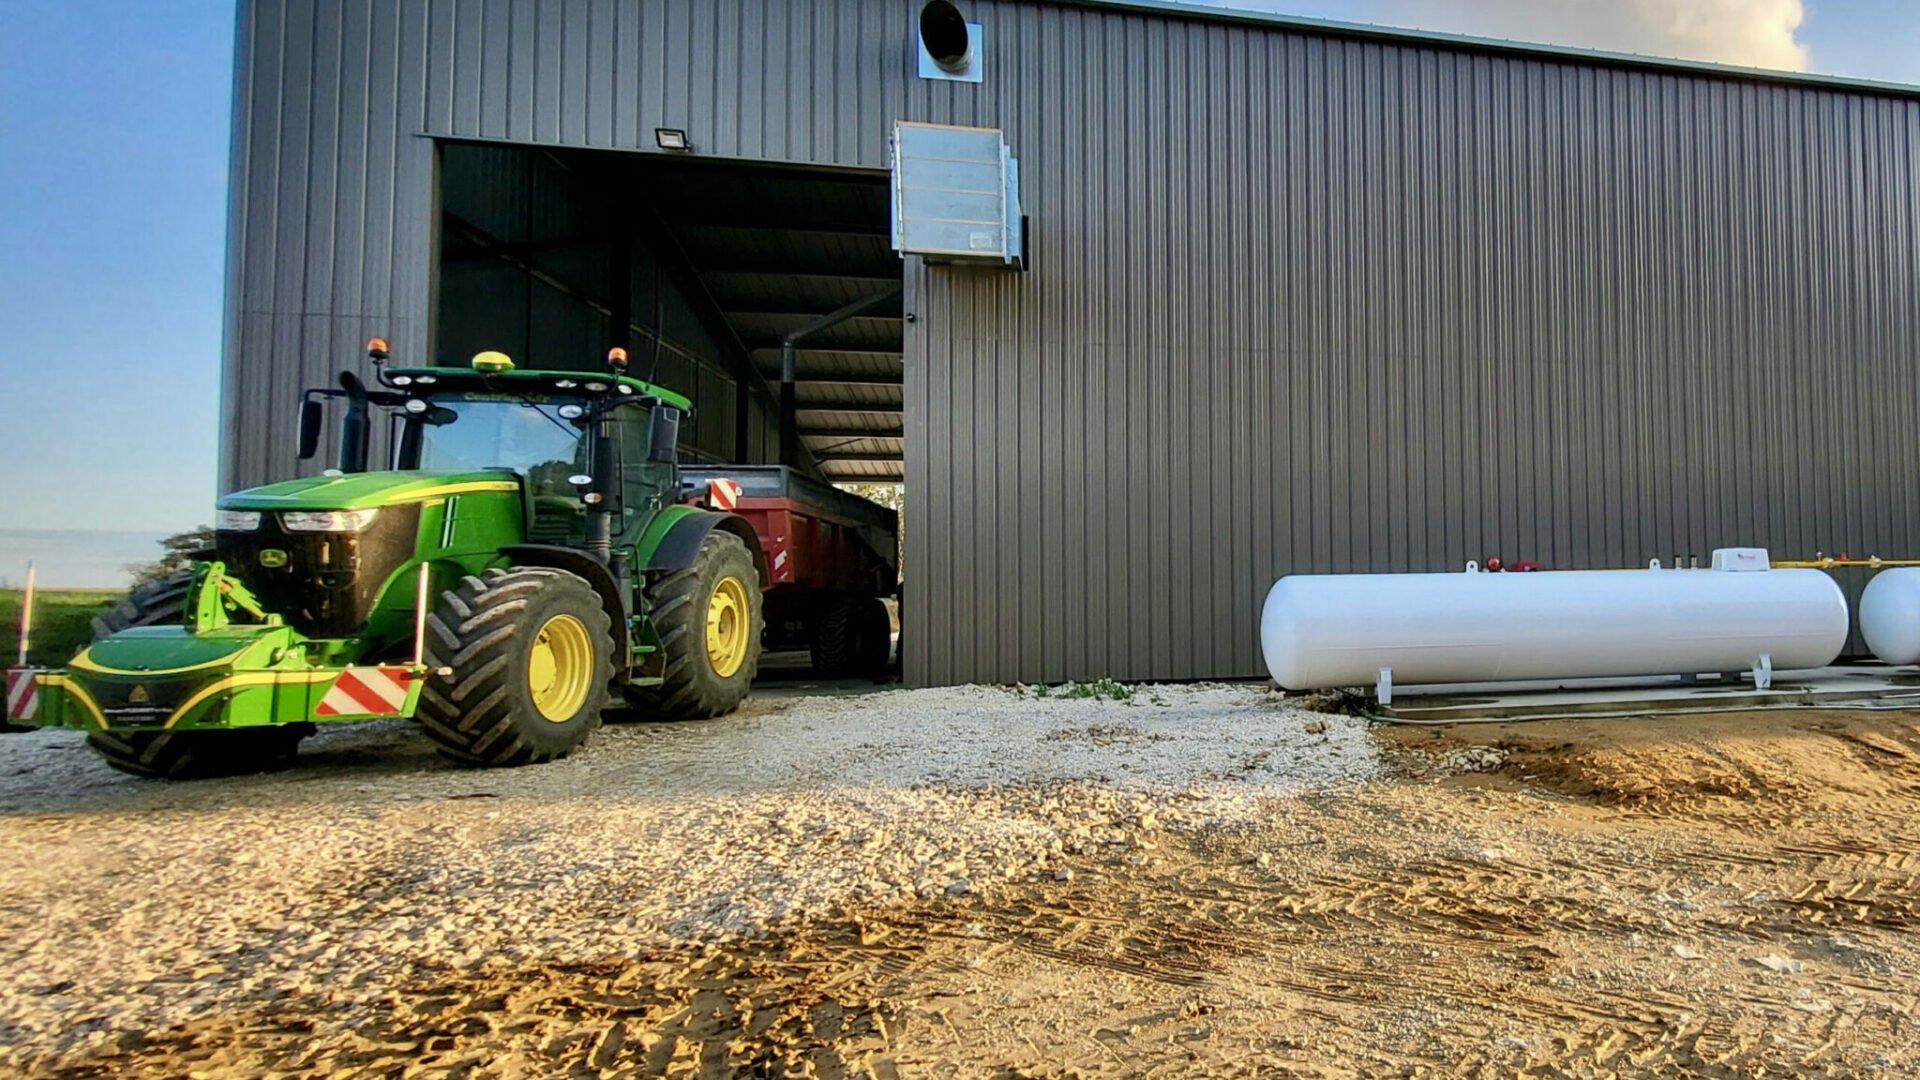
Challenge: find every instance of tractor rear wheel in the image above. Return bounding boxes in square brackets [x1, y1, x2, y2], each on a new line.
[631, 530, 762, 720]
[86, 725, 312, 780]
[417, 567, 614, 766]
[810, 594, 893, 679]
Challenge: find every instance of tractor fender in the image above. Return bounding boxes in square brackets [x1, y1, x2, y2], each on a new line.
[498, 544, 631, 661]
[642, 509, 770, 586]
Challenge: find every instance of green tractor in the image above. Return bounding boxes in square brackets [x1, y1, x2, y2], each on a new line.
[11, 341, 766, 777]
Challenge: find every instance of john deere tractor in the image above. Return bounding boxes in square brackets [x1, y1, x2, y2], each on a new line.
[14, 341, 766, 777]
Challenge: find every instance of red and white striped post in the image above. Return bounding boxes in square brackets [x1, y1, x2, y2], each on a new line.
[7, 564, 39, 723]
[15, 562, 33, 667]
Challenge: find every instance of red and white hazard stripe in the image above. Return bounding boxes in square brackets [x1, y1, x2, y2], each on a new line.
[769, 538, 792, 583]
[5, 667, 39, 722]
[315, 666, 414, 717]
[708, 477, 743, 511]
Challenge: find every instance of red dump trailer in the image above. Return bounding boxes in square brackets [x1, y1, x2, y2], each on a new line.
[680, 465, 897, 678]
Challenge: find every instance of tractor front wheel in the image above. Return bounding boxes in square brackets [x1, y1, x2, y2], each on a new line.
[417, 567, 614, 766]
[86, 725, 312, 780]
[91, 572, 193, 636]
[632, 530, 762, 720]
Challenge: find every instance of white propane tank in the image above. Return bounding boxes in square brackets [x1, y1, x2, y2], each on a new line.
[1859, 567, 1920, 666]
[1261, 549, 1848, 694]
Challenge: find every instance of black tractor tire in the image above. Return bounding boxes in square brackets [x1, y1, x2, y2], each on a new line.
[810, 595, 893, 679]
[416, 567, 614, 766]
[86, 725, 313, 780]
[630, 530, 762, 720]
[82, 574, 312, 778]
[91, 573, 193, 637]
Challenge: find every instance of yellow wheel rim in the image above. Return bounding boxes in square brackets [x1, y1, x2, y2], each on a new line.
[528, 613, 594, 722]
[706, 576, 752, 678]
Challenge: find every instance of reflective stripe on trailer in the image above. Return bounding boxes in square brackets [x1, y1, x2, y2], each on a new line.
[5, 668, 39, 721]
[708, 478, 742, 511]
[315, 667, 414, 717]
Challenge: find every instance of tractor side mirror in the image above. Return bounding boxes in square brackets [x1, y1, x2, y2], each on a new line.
[648, 404, 680, 464]
[297, 399, 324, 459]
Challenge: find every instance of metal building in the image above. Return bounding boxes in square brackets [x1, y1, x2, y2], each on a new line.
[224, 0, 1920, 686]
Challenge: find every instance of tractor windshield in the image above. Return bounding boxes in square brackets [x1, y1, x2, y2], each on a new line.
[415, 395, 587, 477]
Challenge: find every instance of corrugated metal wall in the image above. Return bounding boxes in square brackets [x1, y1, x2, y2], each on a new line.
[227, 0, 1920, 686]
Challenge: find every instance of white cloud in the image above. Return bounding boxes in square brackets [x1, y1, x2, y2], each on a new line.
[1363, 0, 1809, 71]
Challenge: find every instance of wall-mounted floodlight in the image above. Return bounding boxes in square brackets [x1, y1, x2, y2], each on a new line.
[916, 1, 982, 83]
[654, 127, 690, 151]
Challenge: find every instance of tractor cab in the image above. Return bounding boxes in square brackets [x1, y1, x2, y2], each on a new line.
[296, 345, 693, 549]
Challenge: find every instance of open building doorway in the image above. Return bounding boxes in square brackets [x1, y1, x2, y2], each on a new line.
[433, 141, 905, 679]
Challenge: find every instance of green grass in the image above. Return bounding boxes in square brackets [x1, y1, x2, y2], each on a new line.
[1027, 677, 1137, 702]
[0, 589, 118, 667]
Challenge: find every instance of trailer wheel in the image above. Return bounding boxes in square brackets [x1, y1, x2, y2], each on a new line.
[632, 530, 762, 719]
[811, 595, 892, 679]
[417, 567, 614, 766]
[86, 725, 312, 780]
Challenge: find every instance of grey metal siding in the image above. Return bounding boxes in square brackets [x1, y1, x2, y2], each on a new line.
[227, 0, 1920, 686]
[904, 9, 1920, 683]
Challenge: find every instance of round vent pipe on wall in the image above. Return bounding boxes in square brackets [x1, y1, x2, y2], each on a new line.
[920, 1, 971, 72]
[916, 1, 982, 83]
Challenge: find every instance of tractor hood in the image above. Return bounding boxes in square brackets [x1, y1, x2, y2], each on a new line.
[219, 470, 520, 511]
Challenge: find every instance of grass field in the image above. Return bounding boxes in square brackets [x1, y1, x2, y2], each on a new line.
[0, 589, 117, 667]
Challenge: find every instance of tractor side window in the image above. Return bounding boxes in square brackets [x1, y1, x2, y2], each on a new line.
[618, 406, 675, 535]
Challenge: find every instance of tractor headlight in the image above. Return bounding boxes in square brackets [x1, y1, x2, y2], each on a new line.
[216, 509, 263, 531]
[280, 508, 380, 533]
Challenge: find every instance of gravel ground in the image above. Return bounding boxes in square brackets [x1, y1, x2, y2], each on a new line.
[0, 682, 1373, 1067]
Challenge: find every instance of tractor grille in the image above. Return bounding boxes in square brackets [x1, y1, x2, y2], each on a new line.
[216, 505, 422, 638]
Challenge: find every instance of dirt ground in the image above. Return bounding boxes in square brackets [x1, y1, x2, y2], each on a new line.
[5, 692, 1920, 1078]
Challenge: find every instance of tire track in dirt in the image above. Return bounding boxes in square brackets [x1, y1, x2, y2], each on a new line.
[35, 707, 1920, 1077]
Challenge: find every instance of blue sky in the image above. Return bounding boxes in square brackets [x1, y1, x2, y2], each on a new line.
[1, 0, 1917, 538]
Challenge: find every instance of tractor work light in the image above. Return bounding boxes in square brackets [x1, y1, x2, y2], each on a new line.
[654, 128, 689, 151]
[413, 374, 437, 385]
[471, 351, 514, 373]
[404, 398, 428, 414]
[557, 404, 586, 420]
[390, 375, 413, 386]
[216, 509, 262, 532]
[280, 509, 379, 533]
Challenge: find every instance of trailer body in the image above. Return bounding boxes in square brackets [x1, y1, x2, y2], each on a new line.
[682, 466, 898, 676]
